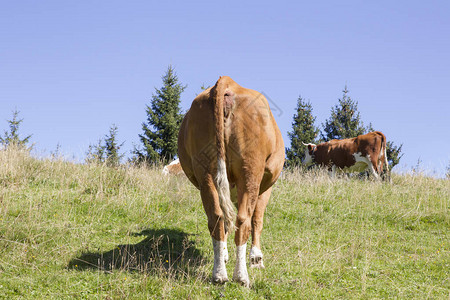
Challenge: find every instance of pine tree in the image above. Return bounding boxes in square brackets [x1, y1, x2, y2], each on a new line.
[104, 124, 124, 167]
[0, 109, 32, 149]
[286, 96, 319, 167]
[86, 139, 105, 164]
[133, 65, 186, 165]
[386, 141, 403, 170]
[86, 124, 124, 166]
[321, 86, 365, 141]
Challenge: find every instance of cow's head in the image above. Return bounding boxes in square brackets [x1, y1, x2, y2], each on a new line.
[302, 142, 316, 166]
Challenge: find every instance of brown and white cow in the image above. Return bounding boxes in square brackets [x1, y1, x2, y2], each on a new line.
[178, 76, 285, 287]
[302, 131, 390, 180]
[162, 158, 184, 176]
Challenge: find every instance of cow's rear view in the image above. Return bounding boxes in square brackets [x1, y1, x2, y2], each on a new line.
[178, 76, 285, 287]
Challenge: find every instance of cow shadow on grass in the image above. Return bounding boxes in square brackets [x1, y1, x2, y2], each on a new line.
[68, 228, 207, 278]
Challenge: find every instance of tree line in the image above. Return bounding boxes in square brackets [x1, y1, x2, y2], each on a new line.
[2, 65, 403, 171]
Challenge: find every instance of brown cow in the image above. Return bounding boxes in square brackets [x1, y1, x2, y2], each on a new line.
[178, 76, 285, 287]
[302, 131, 390, 180]
[162, 158, 185, 176]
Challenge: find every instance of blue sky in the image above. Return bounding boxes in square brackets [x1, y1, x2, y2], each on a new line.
[1, 1, 449, 176]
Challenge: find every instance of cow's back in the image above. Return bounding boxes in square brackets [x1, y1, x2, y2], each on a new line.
[178, 78, 284, 193]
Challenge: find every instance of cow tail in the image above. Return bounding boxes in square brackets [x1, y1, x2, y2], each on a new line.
[380, 133, 391, 182]
[213, 77, 236, 233]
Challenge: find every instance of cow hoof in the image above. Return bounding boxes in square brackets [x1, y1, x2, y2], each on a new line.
[212, 264, 228, 285]
[212, 275, 229, 285]
[249, 246, 265, 269]
[250, 257, 264, 269]
[232, 272, 250, 288]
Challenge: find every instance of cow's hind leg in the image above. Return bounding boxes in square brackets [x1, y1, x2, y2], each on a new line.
[233, 184, 260, 287]
[366, 155, 380, 180]
[200, 178, 228, 284]
[250, 187, 272, 269]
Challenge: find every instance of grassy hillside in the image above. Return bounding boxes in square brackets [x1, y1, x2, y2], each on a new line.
[0, 148, 448, 299]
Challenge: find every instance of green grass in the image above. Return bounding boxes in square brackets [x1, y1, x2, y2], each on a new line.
[0, 148, 449, 299]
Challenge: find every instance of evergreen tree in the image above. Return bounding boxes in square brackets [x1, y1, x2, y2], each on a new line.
[133, 65, 186, 165]
[0, 109, 32, 149]
[286, 96, 319, 167]
[86, 139, 105, 164]
[104, 124, 124, 167]
[321, 86, 365, 141]
[386, 141, 403, 170]
[86, 124, 124, 167]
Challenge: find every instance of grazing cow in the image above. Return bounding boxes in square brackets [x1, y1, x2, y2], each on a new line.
[178, 76, 285, 287]
[162, 158, 184, 176]
[302, 131, 390, 180]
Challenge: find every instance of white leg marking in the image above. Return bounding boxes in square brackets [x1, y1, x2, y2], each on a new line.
[224, 242, 229, 263]
[366, 157, 379, 179]
[249, 246, 264, 268]
[212, 239, 228, 284]
[233, 243, 250, 287]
